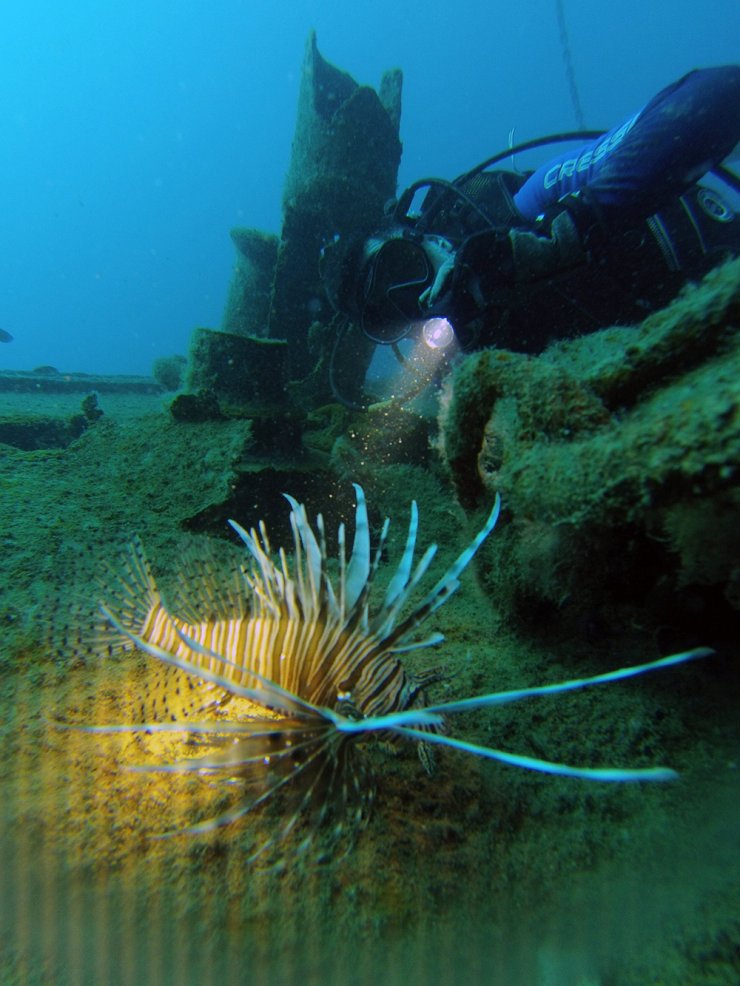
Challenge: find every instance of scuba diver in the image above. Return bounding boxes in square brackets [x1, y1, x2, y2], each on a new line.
[321, 65, 740, 404]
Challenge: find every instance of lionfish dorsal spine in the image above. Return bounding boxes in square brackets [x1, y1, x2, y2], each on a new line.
[344, 483, 370, 611]
[337, 521, 347, 621]
[382, 499, 419, 609]
[227, 518, 263, 567]
[368, 499, 498, 651]
[284, 495, 322, 615]
[369, 542, 438, 641]
[423, 493, 501, 608]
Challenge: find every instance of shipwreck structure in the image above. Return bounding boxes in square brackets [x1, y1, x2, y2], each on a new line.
[183, 32, 403, 417]
[436, 257, 740, 635]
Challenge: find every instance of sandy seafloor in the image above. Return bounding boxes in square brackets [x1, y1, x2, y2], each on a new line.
[0, 387, 738, 986]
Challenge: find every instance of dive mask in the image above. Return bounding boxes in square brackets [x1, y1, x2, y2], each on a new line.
[359, 237, 434, 344]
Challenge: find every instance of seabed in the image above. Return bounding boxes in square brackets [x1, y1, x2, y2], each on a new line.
[1, 264, 739, 985]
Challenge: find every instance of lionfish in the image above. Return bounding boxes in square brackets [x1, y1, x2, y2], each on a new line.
[69, 485, 709, 860]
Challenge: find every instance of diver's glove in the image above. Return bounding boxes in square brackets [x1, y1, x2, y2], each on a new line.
[509, 210, 586, 281]
[456, 210, 586, 301]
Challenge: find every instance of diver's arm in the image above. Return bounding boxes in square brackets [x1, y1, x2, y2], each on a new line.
[515, 65, 740, 224]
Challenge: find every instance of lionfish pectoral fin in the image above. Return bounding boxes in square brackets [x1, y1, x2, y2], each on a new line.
[417, 740, 437, 776]
[394, 727, 679, 782]
[152, 731, 335, 845]
[422, 647, 715, 716]
[127, 725, 328, 775]
[385, 647, 714, 782]
[245, 735, 351, 864]
[412, 666, 446, 689]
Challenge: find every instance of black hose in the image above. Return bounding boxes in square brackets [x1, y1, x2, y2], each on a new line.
[454, 130, 605, 185]
[328, 317, 373, 411]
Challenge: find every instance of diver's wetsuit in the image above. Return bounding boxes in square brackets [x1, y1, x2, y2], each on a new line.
[514, 65, 740, 223]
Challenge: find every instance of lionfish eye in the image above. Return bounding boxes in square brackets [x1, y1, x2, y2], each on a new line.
[336, 694, 363, 721]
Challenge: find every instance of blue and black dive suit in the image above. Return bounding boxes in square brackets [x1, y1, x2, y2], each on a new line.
[336, 65, 740, 353]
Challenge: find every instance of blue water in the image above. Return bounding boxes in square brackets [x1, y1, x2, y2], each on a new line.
[0, 0, 737, 376]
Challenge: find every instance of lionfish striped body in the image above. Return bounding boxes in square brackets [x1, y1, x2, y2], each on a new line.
[72, 485, 710, 860]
